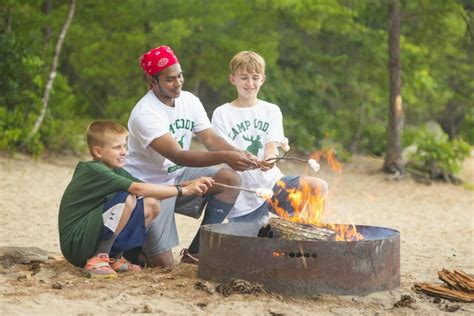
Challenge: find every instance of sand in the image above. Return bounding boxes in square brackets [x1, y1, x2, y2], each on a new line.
[1, 153, 473, 315]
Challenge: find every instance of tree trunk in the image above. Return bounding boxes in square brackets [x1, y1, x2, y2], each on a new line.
[4, 5, 11, 34]
[42, 0, 53, 42]
[26, 0, 76, 142]
[383, 0, 405, 177]
[437, 101, 465, 140]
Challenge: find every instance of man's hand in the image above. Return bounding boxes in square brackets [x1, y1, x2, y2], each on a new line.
[181, 177, 214, 196]
[223, 151, 259, 171]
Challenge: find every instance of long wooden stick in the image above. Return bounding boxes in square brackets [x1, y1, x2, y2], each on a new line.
[213, 182, 256, 193]
[265, 156, 307, 163]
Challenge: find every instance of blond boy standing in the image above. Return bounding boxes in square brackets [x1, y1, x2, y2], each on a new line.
[58, 121, 212, 278]
[212, 51, 328, 225]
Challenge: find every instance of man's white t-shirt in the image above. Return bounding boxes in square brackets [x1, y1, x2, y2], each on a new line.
[125, 90, 212, 185]
[212, 100, 285, 218]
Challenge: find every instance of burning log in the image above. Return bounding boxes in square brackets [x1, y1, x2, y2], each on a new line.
[258, 218, 336, 241]
[414, 269, 474, 302]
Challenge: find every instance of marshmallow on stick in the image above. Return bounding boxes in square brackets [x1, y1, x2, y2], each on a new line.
[308, 159, 320, 172]
[256, 188, 274, 199]
[279, 137, 290, 152]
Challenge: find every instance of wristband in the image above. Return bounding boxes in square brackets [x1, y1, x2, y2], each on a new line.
[175, 184, 183, 198]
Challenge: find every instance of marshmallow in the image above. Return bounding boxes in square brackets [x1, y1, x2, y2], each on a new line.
[308, 159, 320, 172]
[280, 137, 290, 152]
[256, 188, 273, 199]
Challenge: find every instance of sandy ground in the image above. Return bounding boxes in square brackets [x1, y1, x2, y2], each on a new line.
[0, 153, 473, 315]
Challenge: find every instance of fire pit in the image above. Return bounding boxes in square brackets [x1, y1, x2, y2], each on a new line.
[198, 222, 400, 296]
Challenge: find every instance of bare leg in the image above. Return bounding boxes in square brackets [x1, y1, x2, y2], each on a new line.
[95, 194, 137, 255]
[303, 176, 329, 199]
[143, 197, 160, 227]
[207, 168, 241, 203]
[114, 195, 137, 235]
[185, 168, 241, 256]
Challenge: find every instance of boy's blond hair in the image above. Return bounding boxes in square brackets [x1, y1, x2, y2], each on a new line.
[229, 51, 265, 75]
[86, 120, 128, 153]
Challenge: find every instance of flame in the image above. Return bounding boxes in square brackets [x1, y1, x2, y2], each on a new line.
[270, 150, 363, 241]
[310, 149, 342, 173]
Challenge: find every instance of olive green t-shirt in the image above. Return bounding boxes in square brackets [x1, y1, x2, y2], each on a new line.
[58, 160, 141, 267]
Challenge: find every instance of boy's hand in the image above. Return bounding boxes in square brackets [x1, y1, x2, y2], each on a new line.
[182, 177, 214, 196]
[224, 151, 259, 171]
[259, 152, 278, 171]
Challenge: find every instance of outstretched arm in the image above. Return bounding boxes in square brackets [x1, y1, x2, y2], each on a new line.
[196, 128, 259, 169]
[259, 141, 279, 171]
[128, 177, 214, 199]
[195, 128, 237, 151]
[149, 132, 257, 171]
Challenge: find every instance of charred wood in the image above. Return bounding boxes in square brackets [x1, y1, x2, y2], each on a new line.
[258, 218, 336, 241]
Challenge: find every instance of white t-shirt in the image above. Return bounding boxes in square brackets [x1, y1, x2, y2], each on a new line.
[212, 100, 285, 218]
[125, 90, 212, 185]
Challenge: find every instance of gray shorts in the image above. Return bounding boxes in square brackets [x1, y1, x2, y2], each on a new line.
[141, 166, 219, 257]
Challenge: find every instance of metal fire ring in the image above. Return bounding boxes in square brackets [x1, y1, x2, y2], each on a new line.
[198, 222, 400, 296]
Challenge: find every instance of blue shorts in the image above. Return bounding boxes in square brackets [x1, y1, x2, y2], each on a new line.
[270, 175, 301, 216]
[101, 191, 146, 254]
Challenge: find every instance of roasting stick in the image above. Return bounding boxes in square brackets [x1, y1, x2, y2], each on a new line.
[213, 182, 256, 193]
[213, 182, 274, 199]
[265, 156, 307, 163]
[265, 156, 321, 173]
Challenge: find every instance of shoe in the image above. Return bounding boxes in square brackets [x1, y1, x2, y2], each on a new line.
[110, 257, 142, 273]
[84, 253, 117, 279]
[180, 248, 199, 265]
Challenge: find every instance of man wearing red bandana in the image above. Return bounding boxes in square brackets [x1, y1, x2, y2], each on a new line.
[124, 46, 259, 267]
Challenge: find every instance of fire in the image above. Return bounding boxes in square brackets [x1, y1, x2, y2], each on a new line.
[310, 149, 342, 174]
[269, 149, 364, 241]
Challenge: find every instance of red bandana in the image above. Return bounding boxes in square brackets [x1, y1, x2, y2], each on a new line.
[139, 46, 179, 76]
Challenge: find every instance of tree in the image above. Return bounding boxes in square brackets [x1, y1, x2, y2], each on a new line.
[383, 0, 405, 176]
[26, 0, 76, 141]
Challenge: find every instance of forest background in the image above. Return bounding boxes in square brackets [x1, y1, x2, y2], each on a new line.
[1, 0, 472, 176]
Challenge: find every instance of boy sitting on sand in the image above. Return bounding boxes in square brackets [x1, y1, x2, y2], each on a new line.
[58, 121, 212, 278]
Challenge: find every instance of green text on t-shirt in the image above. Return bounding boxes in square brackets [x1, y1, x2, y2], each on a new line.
[169, 118, 195, 134]
[227, 119, 269, 140]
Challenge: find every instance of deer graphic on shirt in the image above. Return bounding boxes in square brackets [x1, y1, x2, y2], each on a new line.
[242, 135, 263, 155]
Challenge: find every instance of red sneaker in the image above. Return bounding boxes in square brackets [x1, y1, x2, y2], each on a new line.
[110, 257, 141, 273]
[84, 253, 117, 279]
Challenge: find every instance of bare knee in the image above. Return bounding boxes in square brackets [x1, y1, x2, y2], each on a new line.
[212, 168, 241, 201]
[144, 197, 160, 220]
[306, 177, 329, 198]
[213, 168, 241, 187]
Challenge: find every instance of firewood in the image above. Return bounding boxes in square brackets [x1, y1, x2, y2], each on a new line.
[259, 218, 336, 241]
[414, 283, 474, 302]
[438, 269, 474, 292]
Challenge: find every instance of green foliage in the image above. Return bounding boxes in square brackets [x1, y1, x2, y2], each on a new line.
[406, 128, 471, 175]
[0, 0, 472, 158]
[459, 104, 474, 144]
